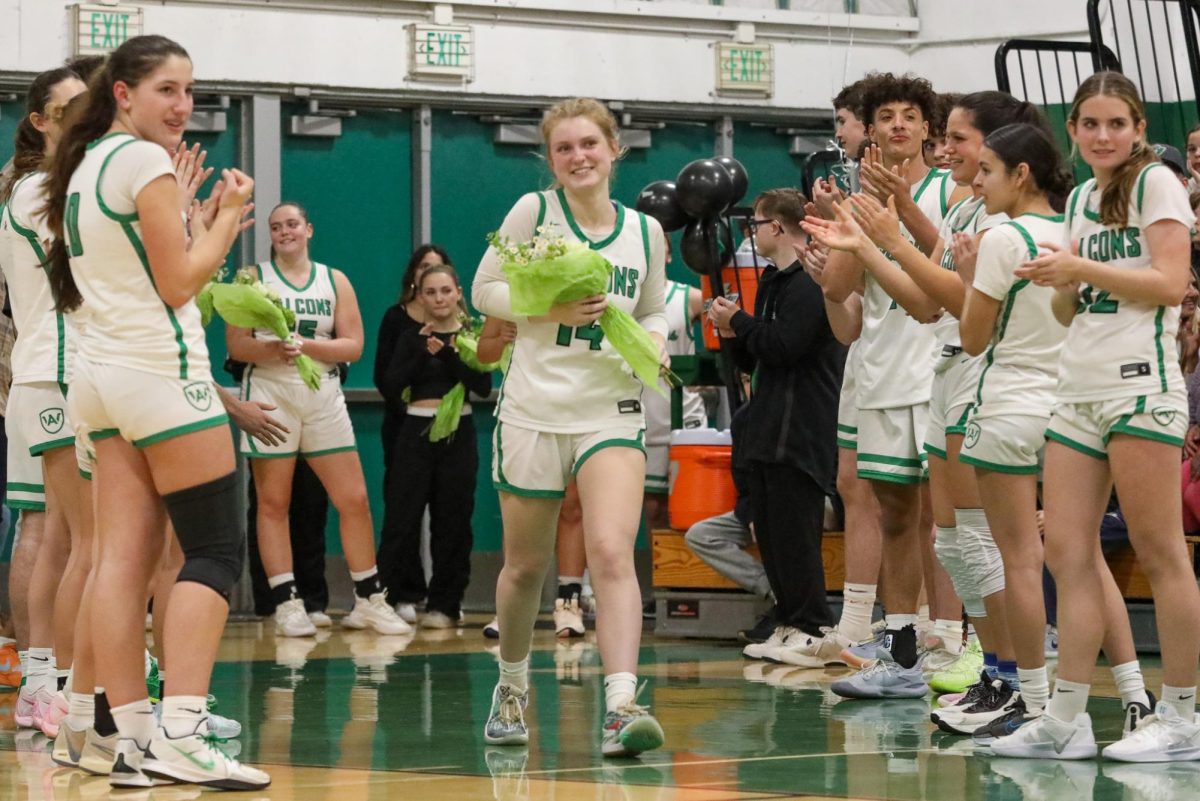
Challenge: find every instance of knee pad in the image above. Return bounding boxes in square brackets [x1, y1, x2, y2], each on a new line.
[933, 525, 985, 617]
[956, 508, 1006, 599]
[163, 472, 244, 601]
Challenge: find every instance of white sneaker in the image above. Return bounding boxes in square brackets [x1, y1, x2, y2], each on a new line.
[990, 712, 1097, 760]
[395, 603, 418, 624]
[275, 598, 318, 638]
[758, 626, 805, 664]
[1102, 702, 1200, 763]
[78, 728, 119, 775]
[342, 593, 414, 635]
[308, 610, 332, 628]
[742, 625, 793, 661]
[920, 636, 963, 677]
[421, 610, 458, 630]
[143, 723, 270, 789]
[778, 628, 851, 668]
[553, 597, 585, 638]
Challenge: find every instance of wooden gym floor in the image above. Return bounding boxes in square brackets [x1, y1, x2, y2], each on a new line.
[0, 616, 1186, 800]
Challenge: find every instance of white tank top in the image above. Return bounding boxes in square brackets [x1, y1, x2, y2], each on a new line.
[644, 280, 706, 445]
[0, 171, 76, 385]
[250, 259, 338, 383]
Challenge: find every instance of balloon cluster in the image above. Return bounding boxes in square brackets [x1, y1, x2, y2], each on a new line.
[634, 156, 749, 276]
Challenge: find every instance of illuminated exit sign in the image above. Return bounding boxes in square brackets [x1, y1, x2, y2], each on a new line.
[72, 4, 144, 56]
[715, 42, 773, 98]
[408, 23, 474, 82]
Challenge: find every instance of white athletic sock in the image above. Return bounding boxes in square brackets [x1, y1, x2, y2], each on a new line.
[18, 650, 29, 680]
[838, 583, 876, 643]
[348, 567, 377, 582]
[67, 692, 94, 730]
[1111, 660, 1150, 708]
[161, 695, 207, 739]
[1047, 678, 1090, 723]
[1017, 666, 1050, 713]
[1162, 685, 1198, 719]
[498, 657, 529, 694]
[966, 623, 977, 640]
[605, 672, 637, 713]
[267, 572, 296, 589]
[917, 605, 931, 629]
[885, 614, 919, 631]
[27, 647, 52, 694]
[111, 698, 156, 749]
[932, 619, 963, 651]
[558, 575, 584, 587]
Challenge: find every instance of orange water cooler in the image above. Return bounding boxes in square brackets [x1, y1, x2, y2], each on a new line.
[668, 429, 736, 530]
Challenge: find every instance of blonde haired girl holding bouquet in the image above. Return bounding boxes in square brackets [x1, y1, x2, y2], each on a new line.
[473, 97, 669, 757]
[226, 201, 410, 640]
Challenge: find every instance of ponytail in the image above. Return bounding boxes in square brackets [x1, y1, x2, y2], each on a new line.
[984, 123, 1075, 213]
[955, 91, 1055, 141]
[0, 66, 81, 204]
[39, 35, 190, 313]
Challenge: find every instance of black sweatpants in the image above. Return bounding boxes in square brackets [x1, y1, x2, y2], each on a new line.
[247, 458, 330, 616]
[377, 413, 477, 616]
[747, 462, 832, 636]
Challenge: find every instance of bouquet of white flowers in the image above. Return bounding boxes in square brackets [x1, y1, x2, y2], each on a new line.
[198, 268, 322, 390]
[487, 226, 672, 393]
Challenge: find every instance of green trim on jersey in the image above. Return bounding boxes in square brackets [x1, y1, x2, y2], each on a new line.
[96, 136, 141, 223]
[1066, 183, 1085, 226]
[86, 132, 129, 151]
[1021, 212, 1065, 222]
[271, 259, 317, 292]
[5, 178, 68, 383]
[1154, 305, 1167, 393]
[120, 219, 191, 379]
[974, 222, 1036, 409]
[910, 167, 941, 206]
[535, 192, 547, 228]
[556, 188, 626, 250]
[1135, 163, 1168, 213]
[1080, 178, 1103, 222]
[326, 264, 338, 300]
[638, 211, 651, 271]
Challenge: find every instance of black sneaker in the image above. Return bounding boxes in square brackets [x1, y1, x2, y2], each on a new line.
[933, 679, 1017, 735]
[1123, 690, 1157, 735]
[972, 694, 1037, 746]
[738, 610, 779, 644]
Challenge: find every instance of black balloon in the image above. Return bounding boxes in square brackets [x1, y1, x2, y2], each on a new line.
[679, 218, 730, 276]
[713, 156, 749, 206]
[675, 159, 736, 219]
[634, 180, 689, 233]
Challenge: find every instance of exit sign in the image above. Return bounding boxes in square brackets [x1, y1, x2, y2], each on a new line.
[408, 23, 474, 82]
[72, 4, 143, 56]
[715, 42, 773, 98]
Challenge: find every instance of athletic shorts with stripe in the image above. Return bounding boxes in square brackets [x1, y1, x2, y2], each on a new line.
[69, 361, 229, 449]
[1046, 390, 1187, 460]
[856, 403, 930, 484]
[240, 371, 356, 459]
[925, 350, 981, 459]
[836, 360, 859, 450]
[492, 422, 645, 498]
[960, 411, 1048, 475]
[6, 382, 80, 507]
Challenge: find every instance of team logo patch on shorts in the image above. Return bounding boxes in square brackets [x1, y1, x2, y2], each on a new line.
[39, 407, 65, 435]
[964, 421, 981, 449]
[183, 382, 214, 412]
[1152, 407, 1177, 427]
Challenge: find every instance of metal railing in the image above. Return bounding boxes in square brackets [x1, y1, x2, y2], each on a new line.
[995, 39, 1121, 106]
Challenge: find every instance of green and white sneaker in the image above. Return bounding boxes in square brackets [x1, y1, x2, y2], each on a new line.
[146, 653, 161, 704]
[601, 702, 665, 757]
[484, 684, 529, 746]
[142, 722, 271, 790]
[109, 737, 163, 788]
[928, 638, 983, 695]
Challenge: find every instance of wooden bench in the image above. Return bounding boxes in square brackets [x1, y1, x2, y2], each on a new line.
[652, 528, 845, 591]
[653, 528, 1199, 602]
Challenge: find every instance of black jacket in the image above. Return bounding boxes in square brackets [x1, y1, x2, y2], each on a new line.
[727, 260, 845, 493]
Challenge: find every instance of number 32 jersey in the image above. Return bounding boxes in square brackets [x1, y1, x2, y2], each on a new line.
[1057, 164, 1195, 402]
[473, 189, 668, 433]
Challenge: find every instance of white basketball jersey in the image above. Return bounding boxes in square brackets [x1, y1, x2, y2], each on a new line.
[644, 280, 706, 445]
[0, 171, 75, 385]
[65, 133, 211, 381]
[970, 215, 1068, 417]
[478, 190, 668, 433]
[857, 168, 954, 410]
[1057, 164, 1194, 402]
[251, 260, 338, 382]
[931, 195, 1007, 373]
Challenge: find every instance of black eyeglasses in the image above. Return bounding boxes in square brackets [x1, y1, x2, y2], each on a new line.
[745, 218, 778, 231]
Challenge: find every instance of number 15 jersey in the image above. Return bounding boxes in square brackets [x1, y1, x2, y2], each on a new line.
[473, 189, 668, 434]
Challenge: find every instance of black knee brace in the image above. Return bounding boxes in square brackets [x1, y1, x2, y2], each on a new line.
[163, 472, 244, 601]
